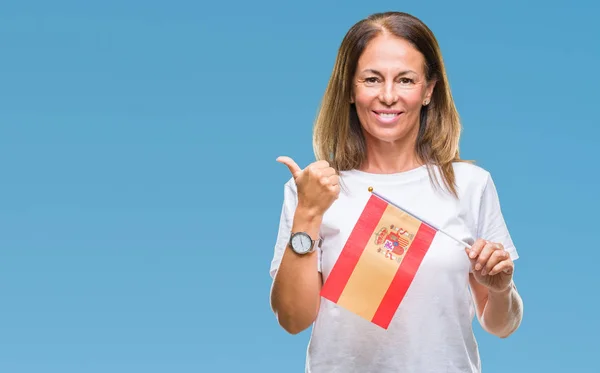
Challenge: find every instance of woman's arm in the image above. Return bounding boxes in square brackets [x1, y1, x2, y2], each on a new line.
[270, 156, 339, 334]
[467, 239, 524, 338]
[470, 274, 524, 338]
[269, 208, 323, 334]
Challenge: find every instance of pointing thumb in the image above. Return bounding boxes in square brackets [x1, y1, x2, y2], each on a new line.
[276, 156, 302, 179]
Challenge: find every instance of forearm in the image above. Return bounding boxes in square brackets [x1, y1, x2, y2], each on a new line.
[482, 282, 523, 338]
[270, 208, 323, 334]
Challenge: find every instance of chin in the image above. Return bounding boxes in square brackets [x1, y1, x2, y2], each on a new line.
[363, 128, 406, 144]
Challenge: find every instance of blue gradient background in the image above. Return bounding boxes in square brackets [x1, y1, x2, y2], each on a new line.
[1, 1, 598, 372]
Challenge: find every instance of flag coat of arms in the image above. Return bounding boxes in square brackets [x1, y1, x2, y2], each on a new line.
[320, 191, 437, 329]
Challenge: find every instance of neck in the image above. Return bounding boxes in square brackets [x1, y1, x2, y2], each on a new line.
[360, 136, 423, 174]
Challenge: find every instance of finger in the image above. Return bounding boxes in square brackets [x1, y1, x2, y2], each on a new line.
[329, 174, 340, 186]
[488, 259, 514, 276]
[481, 249, 509, 276]
[276, 156, 302, 179]
[328, 184, 340, 197]
[474, 242, 500, 272]
[312, 160, 330, 169]
[320, 167, 337, 177]
[466, 239, 486, 260]
[308, 160, 330, 172]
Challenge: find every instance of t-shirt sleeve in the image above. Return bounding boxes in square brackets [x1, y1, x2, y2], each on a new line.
[476, 173, 519, 261]
[269, 180, 322, 279]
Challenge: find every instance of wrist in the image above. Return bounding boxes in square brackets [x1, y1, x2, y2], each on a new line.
[489, 280, 514, 296]
[295, 204, 323, 224]
[293, 206, 323, 240]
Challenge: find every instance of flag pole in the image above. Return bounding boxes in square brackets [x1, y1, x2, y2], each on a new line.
[368, 187, 472, 249]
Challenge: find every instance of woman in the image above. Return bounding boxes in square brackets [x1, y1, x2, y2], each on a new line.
[269, 11, 523, 372]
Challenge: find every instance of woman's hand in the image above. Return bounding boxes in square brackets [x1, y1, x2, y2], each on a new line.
[277, 156, 340, 218]
[466, 239, 514, 293]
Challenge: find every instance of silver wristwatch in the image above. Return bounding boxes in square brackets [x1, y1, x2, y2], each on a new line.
[289, 232, 321, 255]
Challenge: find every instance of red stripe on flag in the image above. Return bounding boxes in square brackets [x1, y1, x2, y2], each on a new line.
[370, 222, 436, 329]
[321, 194, 388, 303]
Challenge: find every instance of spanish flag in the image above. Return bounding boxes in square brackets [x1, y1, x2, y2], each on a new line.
[320, 190, 437, 329]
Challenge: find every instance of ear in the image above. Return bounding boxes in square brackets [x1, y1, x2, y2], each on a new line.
[423, 79, 437, 105]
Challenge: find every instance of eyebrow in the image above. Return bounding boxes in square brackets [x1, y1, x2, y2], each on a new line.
[360, 69, 417, 76]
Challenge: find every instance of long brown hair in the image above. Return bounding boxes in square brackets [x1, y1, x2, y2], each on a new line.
[312, 11, 469, 197]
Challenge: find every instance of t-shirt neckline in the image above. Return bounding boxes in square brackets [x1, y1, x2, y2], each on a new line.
[340, 165, 430, 185]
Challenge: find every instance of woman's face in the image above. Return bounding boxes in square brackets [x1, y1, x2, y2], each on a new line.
[351, 33, 435, 146]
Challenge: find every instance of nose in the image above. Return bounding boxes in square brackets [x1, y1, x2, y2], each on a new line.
[378, 81, 398, 106]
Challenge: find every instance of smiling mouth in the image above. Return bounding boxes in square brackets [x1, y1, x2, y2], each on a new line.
[372, 111, 403, 122]
[375, 112, 400, 118]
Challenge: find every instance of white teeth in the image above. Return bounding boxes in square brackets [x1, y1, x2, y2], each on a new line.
[378, 113, 398, 118]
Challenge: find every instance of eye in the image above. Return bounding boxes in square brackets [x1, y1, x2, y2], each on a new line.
[398, 77, 414, 84]
[364, 77, 380, 84]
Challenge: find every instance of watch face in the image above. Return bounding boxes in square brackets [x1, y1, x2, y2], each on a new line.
[291, 233, 313, 254]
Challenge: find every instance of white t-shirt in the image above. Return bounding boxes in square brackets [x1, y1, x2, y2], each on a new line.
[269, 162, 519, 373]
